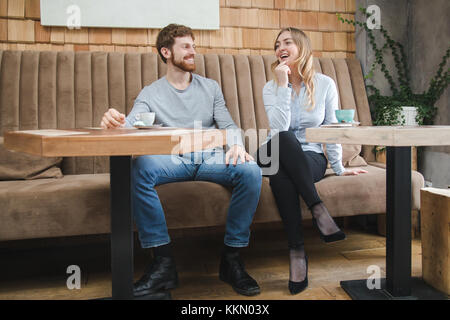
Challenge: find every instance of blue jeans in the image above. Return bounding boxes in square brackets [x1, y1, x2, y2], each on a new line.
[131, 150, 262, 248]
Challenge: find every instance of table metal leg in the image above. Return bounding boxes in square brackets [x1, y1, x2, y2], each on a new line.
[110, 156, 134, 300]
[108, 156, 171, 300]
[386, 146, 412, 296]
[340, 147, 447, 300]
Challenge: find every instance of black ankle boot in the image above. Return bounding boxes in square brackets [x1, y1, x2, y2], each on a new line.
[219, 251, 260, 296]
[288, 256, 308, 295]
[133, 256, 178, 297]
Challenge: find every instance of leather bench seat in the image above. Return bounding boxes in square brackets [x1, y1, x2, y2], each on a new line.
[0, 50, 425, 241]
[0, 165, 423, 241]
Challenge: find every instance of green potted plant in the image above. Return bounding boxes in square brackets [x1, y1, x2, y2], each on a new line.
[337, 8, 449, 161]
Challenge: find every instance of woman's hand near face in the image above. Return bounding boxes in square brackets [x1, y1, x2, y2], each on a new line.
[274, 61, 291, 88]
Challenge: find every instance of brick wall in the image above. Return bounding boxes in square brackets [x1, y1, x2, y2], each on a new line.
[0, 0, 356, 58]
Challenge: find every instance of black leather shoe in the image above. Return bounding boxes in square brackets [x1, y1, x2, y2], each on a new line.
[288, 256, 308, 295]
[133, 256, 178, 297]
[219, 252, 260, 296]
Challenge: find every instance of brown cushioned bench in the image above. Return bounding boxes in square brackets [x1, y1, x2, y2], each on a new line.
[0, 50, 424, 241]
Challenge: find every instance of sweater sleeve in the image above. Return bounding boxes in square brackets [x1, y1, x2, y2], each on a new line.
[211, 80, 244, 148]
[263, 81, 292, 132]
[124, 89, 152, 128]
[322, 80, 346, 176]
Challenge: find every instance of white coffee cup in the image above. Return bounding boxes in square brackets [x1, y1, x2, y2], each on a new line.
[137, 112, 155, 126]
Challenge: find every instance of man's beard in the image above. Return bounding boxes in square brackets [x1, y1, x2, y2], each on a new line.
[171, 53, 196, 72]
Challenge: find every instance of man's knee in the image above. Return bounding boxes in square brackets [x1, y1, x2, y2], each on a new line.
[233, 162, 262, 187]
[132, 155, 164, 184]
[133, 156, 152, 174]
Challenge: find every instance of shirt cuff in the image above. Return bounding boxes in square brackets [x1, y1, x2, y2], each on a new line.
[332, 163, 346, 176]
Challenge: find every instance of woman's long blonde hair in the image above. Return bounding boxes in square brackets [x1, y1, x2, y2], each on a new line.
[271, 27, 316, 110]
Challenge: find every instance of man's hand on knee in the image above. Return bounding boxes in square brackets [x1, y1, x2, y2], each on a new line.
[225, 145, 254, 166]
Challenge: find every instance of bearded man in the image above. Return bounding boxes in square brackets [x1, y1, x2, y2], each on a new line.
[100, 24, 262, 297]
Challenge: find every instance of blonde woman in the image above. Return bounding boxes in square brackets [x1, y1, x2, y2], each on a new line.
[256, 27, 367, 294]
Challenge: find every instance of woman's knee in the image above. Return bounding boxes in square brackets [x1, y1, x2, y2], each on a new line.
[278, 130, 297, 141]
[272, 131, 301, 156]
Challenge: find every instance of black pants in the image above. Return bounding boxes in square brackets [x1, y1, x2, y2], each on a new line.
[257, 131, 327, 249]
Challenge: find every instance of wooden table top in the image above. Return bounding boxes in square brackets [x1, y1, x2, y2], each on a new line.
[305, 125, 450, 146]
[4, 128, 227, 157]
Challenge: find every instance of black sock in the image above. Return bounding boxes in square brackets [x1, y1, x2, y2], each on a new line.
[153, 243, 173, 258]
[223, 245, 239, 256]
[311, 202, 340, 236]
[289, 245, 306, 282]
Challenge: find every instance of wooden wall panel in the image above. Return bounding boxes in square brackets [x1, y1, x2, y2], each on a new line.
[7, 0, 24, 18]
[1, 1, 356, 58]
[25, 0, 39, 19]
[0, 18, 7, 41]
[0, 1, 8, 17]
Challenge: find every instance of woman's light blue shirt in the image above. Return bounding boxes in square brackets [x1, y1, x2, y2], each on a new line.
[263, 73, 346, 175]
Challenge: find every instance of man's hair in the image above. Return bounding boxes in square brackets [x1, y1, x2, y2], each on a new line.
[156, 24, 195, 64]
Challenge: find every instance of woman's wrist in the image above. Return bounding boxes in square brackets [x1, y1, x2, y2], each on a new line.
[278, 80, 288, 88]
[334, 165, 346, 176]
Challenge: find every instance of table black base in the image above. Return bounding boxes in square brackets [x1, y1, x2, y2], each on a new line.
[341, 278, 448, 300]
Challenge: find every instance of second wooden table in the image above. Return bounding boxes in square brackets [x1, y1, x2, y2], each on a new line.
[306, 125, 450, 300]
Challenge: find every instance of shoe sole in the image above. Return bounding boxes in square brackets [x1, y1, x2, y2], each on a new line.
[133, 280, 178, 297]
[312, 218, 347, 244]
[219, 275, 261, 297]
[289, 279, 308, 295]
[321, 235, 347, 244]
[232, 286, 261, 297]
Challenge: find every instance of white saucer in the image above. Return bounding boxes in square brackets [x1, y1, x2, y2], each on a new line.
[320, 121, 360, 128]
[133, 124, 164, 129]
